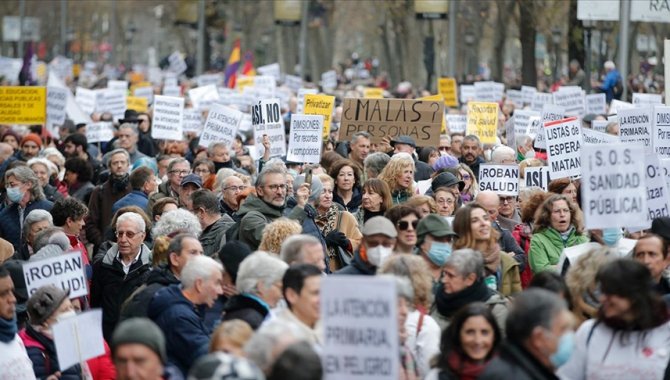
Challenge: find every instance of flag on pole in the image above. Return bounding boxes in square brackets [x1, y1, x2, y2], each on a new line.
[241, 51, 256, 76]
[224, 39, 241, 88]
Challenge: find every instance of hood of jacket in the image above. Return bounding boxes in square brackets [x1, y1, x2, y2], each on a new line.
[146, 265, 179, 286]
[147, 284, 193, 320]
[237, 194, 284, 219]
[222, 294, 270, 316]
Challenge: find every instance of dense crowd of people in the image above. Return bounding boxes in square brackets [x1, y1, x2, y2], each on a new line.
[0, 60, 669, 380]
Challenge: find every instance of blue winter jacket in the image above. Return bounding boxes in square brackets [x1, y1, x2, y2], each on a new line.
[0, 199, 53, 252]
[111, 190, 149, 215]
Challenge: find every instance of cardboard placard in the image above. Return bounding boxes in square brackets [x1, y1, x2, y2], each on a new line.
[609, 99, 634, 115]
[524, 166, 551, 191]
[74, 87, 97, 116]
[107, 80, 128, 92]
[544, 117, 582, 179]
[478, 164, 519, 195]
[196, 73, 223, 87]
[585, 93, 606, 115]
[321, 70, 337, 90]
[53, 310, 105, 371]
[653, 106, 670, 158]
[514, 110, 540, 137]
[252, 99, 286, 157]
[592, 120, 609, 133]
[339, 98, 444, 146]
[103, 90, 126, 122]
[162, 85, 181, 97]
[581, 143, 647, 229]
[506, 89, 524, 108]
[22, 252, 88, 298]
[474, 81, 504, 103]
[284, 75, 303, 92]
[459, 85, 475, 104]
[296, 88, 318, 115]
[152, 95, 184, 140]
[85, 122, 115, 143]
[199, 104, 242, 148]
[287, 114, 324, 164]
[618, 106, 652, 147]
[438, 77, 458, 107]
[0, 86, 46, 124]
[521, 86, 537, 105]
[182, 108, 203, 134]
[46, 86, 67, 128]
[466, 102, 498, 144]
[303, 94, 335, 139]
[133, 86, 154, 104]
[536, 104, 566, 149]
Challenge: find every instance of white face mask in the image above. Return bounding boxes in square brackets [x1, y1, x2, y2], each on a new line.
[366, 245, 393, 267]
[56, 310, 76, 323]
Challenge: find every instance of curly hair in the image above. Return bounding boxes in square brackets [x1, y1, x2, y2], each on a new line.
[152, 235, 172, 267]
[520, 190, 550, 223]
[152, 208, 202, 239]
[362, 178, 393, 212]
[259, 218, 302, 254]
[405, 195, 437, 215]
[566, 246, 615, 300]
[50, 197, 88, 227]
[533, 194, 584, 234]
[452, 203, 500, 251]
[377, 152, 415, 194]
[329, 159, 362, 192]
[378, 254, 434, 310]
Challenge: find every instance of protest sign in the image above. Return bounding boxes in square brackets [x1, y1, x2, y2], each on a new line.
[531, 92, 553, 112]
[252, 99, 286, 157]
[199, 104, 242, 148]
[506, 89, 524, 108]
[653, 106, 670, 158]
[661, 158, 670, 189]
[581, 143, 646, 229]
[196, 73, 222, 87]
[505, 117, 515, 150]
[419, 94, 447, 133]
[474, 81, 504, 103]
[524, 166, 551, 191]
[618, 106, 652, 147]
[188, 84, 220, 110]
[74, 87, 97, 116]
[257, 63, 281, 82]
[126, 96, 148, 113]
[585, 93, 606, 115]
[544, 117, 582, 179]
[162, 85, 181, 97]
[107, 80, 128, 92]
[321, 70, 337, 91]
[536, 104, 566, 149]
[437, 77, 458, 107]
[253, 75, 277, 94]
[152, 95, 184, 140]
[478, 165, 519, 195]
[235, 76, 254, 92]
[521, 85, 537, 105]
[303, 94, 335, 139]
[363, 87, 384, 99]
[582, 128, 620, 145]
[85, 122, 114, 143]
[466, 102, 498, 144]
[103, 90, 126, 122]
[47, 72, 91, 125]
[53, 309, 105, 371]
[93, 89, 107, 113]
[133, 86, 154, 104]
[592, 120, 609, 133]
[46, 86, 67, 129]
[0, 86, 46, 124]
[609, 99, 634, 114]
[168, 51, 187, 75]
[553, 88, 584, 116]
[22, 252, 88, 298]
[182, 108, 203, 134]
[287, 114, 324, 164]
[446, 114, 466, 134]
[321, 276, 399, 380]
[284, 74, 303, 92]
[514, 110, 540, 137]
[557, 242, 603, 275]
[340, 98, 444, 146]
[459, 85, 475, 104]
[633, 93, 662, 106]
[644, 153, 670, 223]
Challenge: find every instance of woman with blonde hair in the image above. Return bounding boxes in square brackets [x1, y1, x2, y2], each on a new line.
[259, 218, 302, 255]
[565, 246, 616, 326]
[457, 163, 478, 203]
[209, 320, 254, 356]
[406, 195, 437, 219]
[378, 152, 416, 205]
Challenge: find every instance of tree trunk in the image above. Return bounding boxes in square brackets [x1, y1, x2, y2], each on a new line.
[518, 0, 537, 86]
[567, 0, 584, 68]
[492, 1, 515, 82]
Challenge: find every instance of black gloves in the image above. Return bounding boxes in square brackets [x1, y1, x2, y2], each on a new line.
[325, 231, 349, 248]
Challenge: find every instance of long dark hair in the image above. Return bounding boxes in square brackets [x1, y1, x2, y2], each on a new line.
[435, 302, 501, 370]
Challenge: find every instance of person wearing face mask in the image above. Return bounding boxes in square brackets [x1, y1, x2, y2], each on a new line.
[416, 214, 458, 288]
[20, 286, 116, 379]
[335, 216, 397, 276]
[515, 134, 536, 162]
[479, 288, 574, 380]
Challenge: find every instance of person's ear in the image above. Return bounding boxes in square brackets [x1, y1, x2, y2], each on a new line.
[464, 273, 477, 287]
[285, 287, 298, 306]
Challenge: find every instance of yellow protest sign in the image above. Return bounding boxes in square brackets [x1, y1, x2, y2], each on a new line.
[126, 96, 148, 113]
[466, 102, 499, 144]
[236, 76, 254, 92]
[438, 77, 458, 107]
[421, 94, 447, 134]
[0, 86, 46, 124]
[303, 94, 335, 139]
[363, 87, 384, 99]
[129, 72, 145, 84]
[72, 64, 81, 77]
[130, 81, 152, 93]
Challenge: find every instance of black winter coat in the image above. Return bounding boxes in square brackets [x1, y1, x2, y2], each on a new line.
[120, 265, 180, 321]
[221, 294, 270, 330]
[478, 341, 559, 380]
[334, 251, 376, 276]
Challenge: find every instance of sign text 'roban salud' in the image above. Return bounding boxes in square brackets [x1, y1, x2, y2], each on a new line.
[339, 98, 444, 147]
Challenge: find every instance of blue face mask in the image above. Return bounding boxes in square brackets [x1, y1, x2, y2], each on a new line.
[602, 228, 622, 246]
[549, 331, 575, 368]
[426, 241, 452, 267]
[6, 186, 24, 203]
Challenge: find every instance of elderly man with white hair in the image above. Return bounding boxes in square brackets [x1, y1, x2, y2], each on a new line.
[91, 212, 152, 341]
[490, 145, 517, 165]
[149, 255, 223, 377]
[221, 251, 289, 330]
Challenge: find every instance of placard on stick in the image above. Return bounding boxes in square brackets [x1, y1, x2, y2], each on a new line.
[478, 165, 519, 196]
[437, 77, 458, 107]
[544, 117, 582, 179]
[23, 252, 88, 298]
[466, 102, 498, 144]
[152, 95, 184, 140]
[53, 309, 105, 371]
[199, 104, 242, 149]
[252, 99, 286, 157]
[287, 114, 324, 164]
[183, 108, 203, 134]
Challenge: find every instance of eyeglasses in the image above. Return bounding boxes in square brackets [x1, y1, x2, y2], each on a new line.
[169, 170, 190, 176]
[116, 230, 142, 239]
[397, 220, 418, 231]
[439, 146, 451, 152]
[499, 196, 516, 204]
[224, 186, 246, 192]
[266, 184, 287, 192]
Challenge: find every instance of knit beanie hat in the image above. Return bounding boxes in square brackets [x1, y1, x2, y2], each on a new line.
[20, 133, 42, 148]
[112, 318, 167, 364]
[188, 352, 264, 380]
[432, 155, 459, 171]
[26, 285, 69, 325]
[218, 241, 252, 283]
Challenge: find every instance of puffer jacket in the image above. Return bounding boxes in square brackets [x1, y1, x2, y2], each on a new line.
[19, 325, 83, 379]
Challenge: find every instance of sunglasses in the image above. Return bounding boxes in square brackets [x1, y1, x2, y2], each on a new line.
[397, 220, 419, 231]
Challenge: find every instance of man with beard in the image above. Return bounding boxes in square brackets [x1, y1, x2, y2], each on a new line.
[207, 142, 236, 172]
[62, 133, 104, 183]
[459, 135, 486, 180]
[86, 149, 132, 253]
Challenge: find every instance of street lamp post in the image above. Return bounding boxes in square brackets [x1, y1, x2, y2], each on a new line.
[583, 20, 596, 93]
[464, 32, 475, 78]
[125, 21, 136, 71]
[552, 27, 562, 83]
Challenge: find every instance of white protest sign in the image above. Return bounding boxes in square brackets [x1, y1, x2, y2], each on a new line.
[644, 153, 670, 224]
[321, 70, 337, 90]
[53, 309, 105, 371]
[162, 85, 181, 97]
[48, 72, 91, 125]
[252, 99, 286, 157]
[199, 104, 242, 148]
[521, 86, 537, 105]
[514, 110, 540, 137]
[506, 89, 524, 108]
[284, 75, 303, 92]
[297, 88, 318, 115]
[544, 117, 582, 179]
[287, 114, 324, 164]
[618, 106, 652, 147]
[478, 165, 519, 196]
[75, 87, 96, 115]
[22, 252, 88, 298]
[553, 88, 584, 116]
[107, 80, 128, 92]
[474, 81, 504, 102]
[103, 90, 126, 122]
[504, 117, 515, 150]
[168, 51, 187, 75]
[582, 128, 620, 145]
[633, 93, 663, 106]
[585, 93, 606, 115]
[557, 242, 603, 275]
[446, 114, 467, 134]
[653, 106, 670, 158]
[163, 72, 178, 88]
[133, 86, 154, 104]
[257, 63, 281, 82]
[182, 108, 203, 134]
[188, 84, 220, 110]
[152, 95, 184, 140]
[661, 158, 670, 189]
[535, 104, 565, 149]
[609, 99, 634, 115]
[196, 73, 222, 87]
[524, 166, 551, 191]
[321, 276, 399, 380]
[531, 92, 553, 112]
[460, 85, 475, 104]
[239, 113, 253, 133]
[592, 120, 609, 133]
[581, 143, 647, 229]
[46, 86, 67, 129]
[93, 89, 107, 113]
[85, 122, 114, 143]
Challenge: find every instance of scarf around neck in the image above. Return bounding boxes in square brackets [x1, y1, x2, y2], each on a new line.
[0, 315, 17, 343]
[435, 279, 492, 319]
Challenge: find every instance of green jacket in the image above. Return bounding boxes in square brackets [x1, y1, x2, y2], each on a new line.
[529, 227, 589, 274]
[237, 194, 303, 250]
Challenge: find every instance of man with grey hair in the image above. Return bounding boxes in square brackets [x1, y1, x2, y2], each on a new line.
[280, 234, 326, 273]
[364, 152, 391, 179]
[347, 131, 371, 167]
[115, 123, 147, 165]
[148, 157, 191, 212]
[92, 212, 152, 341]
[515, 134, 535, 161]
[207, 142, 235, 172]
[149, 255, 223, 376]
[0, 166, 52, 252]
[490, 145, 517, 165]
[479, 288, 573, 379]
[191, 189, 235, 258]
[222, 251, 289, 329]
